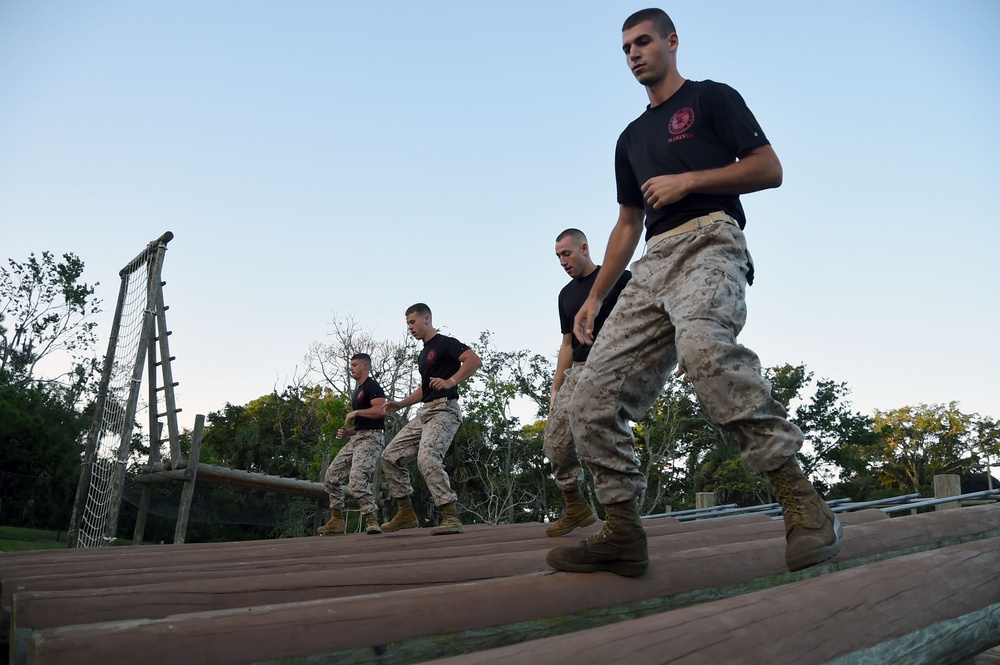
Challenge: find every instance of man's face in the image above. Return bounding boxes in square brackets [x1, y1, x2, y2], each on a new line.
[406, 312, 429, 340]
[555, 237, 588, 279]
[349, 359, 366, 380]
[622, 20, 675, 86]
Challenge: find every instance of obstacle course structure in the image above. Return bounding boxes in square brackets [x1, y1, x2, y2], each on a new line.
[67, 232, 183, 548]
[68, 232, 333, 547]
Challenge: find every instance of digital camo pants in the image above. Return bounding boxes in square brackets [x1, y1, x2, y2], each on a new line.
[324, 429, 385, 516]
[381, 399, 462, 507]
[544, 364, 586, 493]
[570, 218, 803, 506]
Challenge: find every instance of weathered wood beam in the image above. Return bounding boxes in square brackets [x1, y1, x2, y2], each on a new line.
[5, 514, 773, 647]
[425, 538, 1000, 665]
[10, 513, 808, 634]
[20, 506, 1000, 665]
[134, 463, 328, 500]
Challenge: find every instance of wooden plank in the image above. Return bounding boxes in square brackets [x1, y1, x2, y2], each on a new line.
[6, 512, 882, 615]
[425, 537, 1000, 665]
[133, 463, 328, 499]
[2, 512, 775, 601]
[20, 506, 998, 665]
[2, 513, 774, 644]
[0, 520, 581, 597]
[9, 513, 802, 634]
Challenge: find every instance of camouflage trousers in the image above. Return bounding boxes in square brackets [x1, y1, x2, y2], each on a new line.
[544, 364, 586, 493]
[325, 429, 385, 515]
[381, 399, 462, 507]
[570, 217, 803, 506]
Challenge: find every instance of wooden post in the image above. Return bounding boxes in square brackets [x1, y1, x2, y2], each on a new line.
[132, 423, 163, 545]
[934, 474, 962, 511]
[173, 415, 205, 543]
[695, 492, 715, 510]
[315, 453, 330, 533]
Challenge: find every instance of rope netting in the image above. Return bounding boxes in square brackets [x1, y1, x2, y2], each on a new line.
[75, 261, 153, 547]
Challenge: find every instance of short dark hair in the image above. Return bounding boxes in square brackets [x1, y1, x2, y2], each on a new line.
[622, 8, 676, 37]
[405, 303, 431, 317]
[556, 228, 587, 244]
[350, 353, 371, 366]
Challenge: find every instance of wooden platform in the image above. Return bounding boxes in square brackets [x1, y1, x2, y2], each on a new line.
[2, 504, 999, 665]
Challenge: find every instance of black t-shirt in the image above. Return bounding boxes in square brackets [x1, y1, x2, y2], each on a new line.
[419, 333, 471, 402]
[559, 266, 632, 363]
[615, 79, 770, 239]
[352, 376, 386, 430]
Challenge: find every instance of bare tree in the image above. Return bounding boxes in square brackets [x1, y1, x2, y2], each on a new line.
[303, 313, 420, 437]
[305, 315, 418, 397]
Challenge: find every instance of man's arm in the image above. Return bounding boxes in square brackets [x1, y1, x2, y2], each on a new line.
[346, 397, 387, 424]
[549, 333, 575, 409]
[641, 144, 783, 209]
[428, 348, 483, 391]
[574, 205, 645, 345]
[384, 388, 422, 414]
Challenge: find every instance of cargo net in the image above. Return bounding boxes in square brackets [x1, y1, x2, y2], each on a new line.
[76, 263, 152, 548]
[122, 476, 319, 537]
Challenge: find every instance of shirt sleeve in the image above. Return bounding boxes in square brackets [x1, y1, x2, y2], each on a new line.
[445, 336, 471, 360]
[367, 379, 386, 401]
[704, 82, 769, 157]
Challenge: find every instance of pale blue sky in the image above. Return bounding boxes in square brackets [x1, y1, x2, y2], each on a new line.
[3, 1, 998, 433]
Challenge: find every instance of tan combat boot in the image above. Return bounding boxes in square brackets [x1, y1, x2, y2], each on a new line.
[768, 457, 843, 571]
[364, 512, 382, 535]
[317, 508, 345, 535]
[432, 501, 465, 535]
[546, 489, 598, 537]
[546, 497, 648, 577]
[380, 496, 419, 532]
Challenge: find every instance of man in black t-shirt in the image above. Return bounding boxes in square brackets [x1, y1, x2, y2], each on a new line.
[380, 303, 482, 535]
[545, 228, 630, 537]
[319, 353, 387, 536]
[548, 9, 841, 577]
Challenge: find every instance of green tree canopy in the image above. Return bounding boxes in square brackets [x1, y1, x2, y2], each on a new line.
[0, 250, 102, 531]
[0, 251, 101, 404]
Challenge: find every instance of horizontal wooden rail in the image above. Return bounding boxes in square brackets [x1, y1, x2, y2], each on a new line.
[18, 506, 1000, 665]
[426, 537, 1000, 665]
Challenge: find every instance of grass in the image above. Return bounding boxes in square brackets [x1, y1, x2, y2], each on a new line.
[0, 526, 68, 552]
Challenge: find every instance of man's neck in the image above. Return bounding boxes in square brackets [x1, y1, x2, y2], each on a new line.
[647, 73, 686, 107]
[422, 329, 438, 344]
[578, 263, 598, 280]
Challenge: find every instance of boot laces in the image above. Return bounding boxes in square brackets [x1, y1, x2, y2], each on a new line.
[584, 513, 615, 545]
[771, 470, 807, 526]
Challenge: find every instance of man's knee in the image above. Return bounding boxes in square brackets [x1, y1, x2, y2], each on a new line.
[381, 448, 403, 468]
[417, 449, 444, 477]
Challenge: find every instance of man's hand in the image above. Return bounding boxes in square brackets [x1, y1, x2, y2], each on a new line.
[428, 377, 456, 390]
[573, 296, 601, 345]
[641, 173, 692, 209]
[383, 401, 401, 414]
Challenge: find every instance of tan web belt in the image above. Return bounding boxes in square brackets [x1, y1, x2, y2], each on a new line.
[646, 211, 736, 252]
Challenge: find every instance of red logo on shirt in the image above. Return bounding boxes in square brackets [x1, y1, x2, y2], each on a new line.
[426, 350, 437, 364]
[357, 391, 365, 402]
[669, 108, 695, 134]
